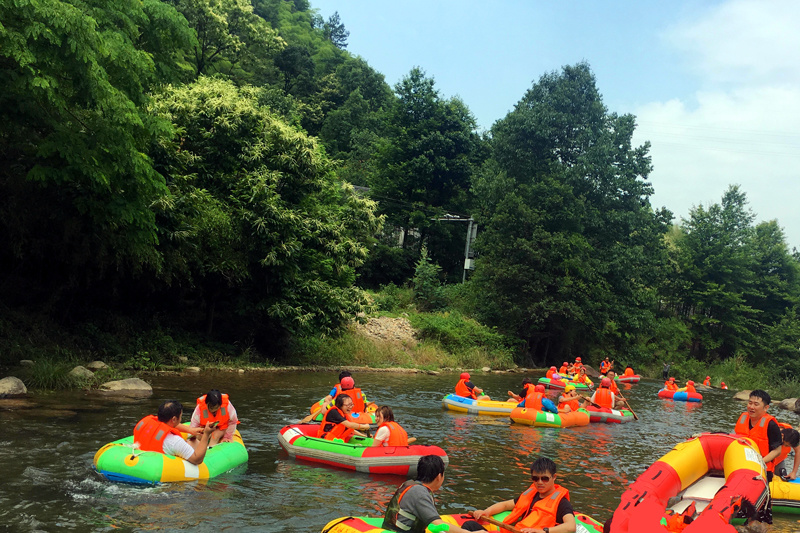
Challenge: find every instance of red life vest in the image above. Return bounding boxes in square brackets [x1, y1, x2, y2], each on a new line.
[523, 391, 544, 410]
[504, 484, 570, 528]
[318, 407, 354, 441]
[377, 421, 409, 446]
[455, 379, 477, 399]
[133, 415, 182, 453]
[339, 387, 366, 413]
[593, 388, 614, 409]
[196, 393, 236, 431]
[734, 412, 779, 472]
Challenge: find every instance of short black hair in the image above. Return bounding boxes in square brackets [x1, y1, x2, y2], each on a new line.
[416, 455, 445, 483]
[783, 428, 800, 447]
[750, 389, 771, 405]
[530, 457, 557, 476]
[158, 400, 183, 423]
[205, 389, 223, 408]
[522, 377, 532, 385]
[334, 393, 351, 409]
[339, 370, 352, 381]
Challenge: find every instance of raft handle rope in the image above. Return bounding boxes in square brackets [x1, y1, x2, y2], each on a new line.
[125, 441, 142, 460]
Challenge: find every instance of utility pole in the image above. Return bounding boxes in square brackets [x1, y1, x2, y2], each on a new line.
[434, 215, 477, 282]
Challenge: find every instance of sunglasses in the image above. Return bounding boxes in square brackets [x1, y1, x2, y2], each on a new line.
[531, 475, 551, 482]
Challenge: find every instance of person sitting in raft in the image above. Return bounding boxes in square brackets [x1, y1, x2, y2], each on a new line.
[471, 456, 577, 533]
[318, 394, 371, 441]
[604, 371, 625, 409]
[133, 400, 214, 465]
[558, 384, 584, 413]
[664, 377, 679, 392]
[190, 389, 239, 447]
[599, 357, 613, 375]
[545, 366, 558, 379]
[508, 377, 534, 402]
[383, 455, 481, 533]
[322, 370, 351, 404]
[721, 381, 728, 390]
[321, 371, 370, 410]
[589, 378, 616, 409]
[558, 361, 569, 375]
[623, 365, 635, 377]
[734, 389, 783, 482]
[677, 380, 697, 394]
[571, 367, 593, 388]
[373, 406, 411, 447]
[572, 357, 583, 371]
[519, 384, 557, 413]
[776, 427, 800, 480]
[703, 375, 711, 386]
[455, 372, 490, 400]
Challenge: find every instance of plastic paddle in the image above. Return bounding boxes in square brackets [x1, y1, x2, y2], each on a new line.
[470, 512, 524, 533]
[614, 391, 640, 421]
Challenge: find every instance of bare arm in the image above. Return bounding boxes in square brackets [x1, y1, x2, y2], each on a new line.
[187, 424, 214, 465]
[471, 499, 515, 521]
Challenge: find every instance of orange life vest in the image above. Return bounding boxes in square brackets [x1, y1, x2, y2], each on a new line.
[504, 484, 569, 528]
[665, 382, 678, 391]
[599, 361, 608, 373]
[609, 380, 620, 395]
[560, 396, 580, 412]
[558, 365, 569, 374]
[703, 378, 711, 386]
[318, 407, 354, 441]
[196, 393, 236, 431]
[734, 412, 779, 472]
[546, 369, 556, 379]
[685, 384, 697, 394]
[721, 383, 728, 389]
[377, 421, 409, 446]
[455, 379, 477, 399]
[523, 391, 545, 410]
[573, 374, 591, 385]
[593, 388, 614, 409]
[338, 387, 366, 413]
[133, 415, 182, 453]
[624, 368, 634, 377]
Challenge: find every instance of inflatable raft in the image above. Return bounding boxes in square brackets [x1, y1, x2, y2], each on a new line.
[320, 511, 604, 533]
[509, 406, 590, 427]
[770, 477, 800, 514]
[658, 389, 703, 402]
[278, 424, 448, 476]
[616, 374, 641, 384]
[309, 398, 377, 423]
[585, 406, 634, 424]
[441, 393, 522, 416]
[94, 430, 248, 484]
[538, 377, 592, 391]
[608, 433, 769, 532]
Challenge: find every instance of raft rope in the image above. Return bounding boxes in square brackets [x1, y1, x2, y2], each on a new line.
[125, 441, 142, 459]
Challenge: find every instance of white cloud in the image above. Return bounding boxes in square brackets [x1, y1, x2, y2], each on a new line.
[634, 0, 800, 249]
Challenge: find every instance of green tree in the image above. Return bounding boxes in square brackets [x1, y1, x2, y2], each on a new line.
[323, 11, 349, 49]
[150, 77, 382, 338]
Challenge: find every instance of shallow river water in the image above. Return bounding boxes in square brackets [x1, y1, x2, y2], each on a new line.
[3, 370, 800, 532]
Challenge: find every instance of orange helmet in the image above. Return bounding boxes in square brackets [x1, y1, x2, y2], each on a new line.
[460, 372, 470, 380]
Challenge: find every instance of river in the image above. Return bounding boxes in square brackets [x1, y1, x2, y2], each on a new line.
[2, 370, 800, 532]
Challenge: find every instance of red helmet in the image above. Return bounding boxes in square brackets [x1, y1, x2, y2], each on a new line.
[687, 380, 695, 386]
[550, 366, 557, 370]
[563, 362, 568, 366]
[669, 377, 675, 382]
[706, 376, 710, 379]
[535, 384, 545, 393]
[460, 372, 470, 380]
[341, 376, 355, 390]
[601, 378, 611, 388]
[576, 357, 582, 362]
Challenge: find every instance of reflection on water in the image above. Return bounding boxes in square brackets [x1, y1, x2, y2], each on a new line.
[2, 370, 800, 531]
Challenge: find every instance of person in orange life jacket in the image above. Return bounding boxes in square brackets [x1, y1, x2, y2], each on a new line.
[508, 377, 534, 402]
[776, 427, 800, 480]
[190, 389, 239, 447]
[664, 377, 679, 391]
[677, 380, 696, 394]
[589, 378, 616, 409]
[383, 455, 479, 533]
[572, 357, 583, 371]
[472, 456, 576, 533]
[703, 376, 711, 386]
[571, 367, 593, 388]
[623, 365, 635, 377]
[557, 384, 584, 413]
[721, 381, 728, 390]
[545, 366, 558, 379]
[519, 384, 558, 413]
[133, 400, 214, 465]
[558, 362, 569, 375]
[322, 371, 365, 408]
[455, 372, 490, 400]
[603, 371, 625, 409]
[372, 406, 412, 447]
[734, 389, 782, 482]
[318, 394, 370, 441]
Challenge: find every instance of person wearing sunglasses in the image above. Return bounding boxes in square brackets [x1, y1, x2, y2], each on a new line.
[471, 457, 576, 532]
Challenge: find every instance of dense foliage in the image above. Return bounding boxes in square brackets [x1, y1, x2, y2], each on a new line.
[2, 0, 800, 379]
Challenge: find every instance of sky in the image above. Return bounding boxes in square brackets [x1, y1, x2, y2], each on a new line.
[314, 0, 800, 249]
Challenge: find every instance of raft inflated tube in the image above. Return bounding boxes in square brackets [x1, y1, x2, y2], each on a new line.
[278, 424, 448, 476]
[616, 375, 641, 384]
[585, 406, 635, 424]
[320, 511, 604, 533]
[609, 433, 769, 532]
[509, 406, 590, 427]
[657, 389, 703, 402]
[770, 477, 800, 514]
[538, 377, 592, 391]
[441, 393, 521, 416]
[93, 430, 248, 484]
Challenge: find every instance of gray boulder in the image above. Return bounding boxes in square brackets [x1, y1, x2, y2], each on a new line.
[0, 377, 27, 397]
[19, 360, 34, 367]
[68, 366, 94, 380]
[778, 398, 800, 412]
[733, 390, 752, 401]
[481, 366, 491, 372]
[86, 361, 108, 371]
[99, 378, 153, 397]
[185, 366, 201, 373]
